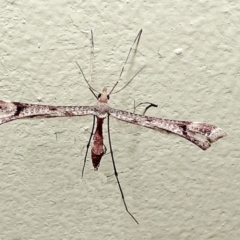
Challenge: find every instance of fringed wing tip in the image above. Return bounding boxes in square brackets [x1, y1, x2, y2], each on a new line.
[207, 127, 227, 143]
[187, 123, 226, 150]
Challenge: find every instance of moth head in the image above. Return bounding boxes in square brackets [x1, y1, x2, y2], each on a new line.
[98, 87, 109, 103]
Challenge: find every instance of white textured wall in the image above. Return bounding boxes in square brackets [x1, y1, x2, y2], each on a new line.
[0, 1, 237, 239]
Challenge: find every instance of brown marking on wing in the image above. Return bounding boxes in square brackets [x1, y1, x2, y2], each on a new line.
[64, 111, 74, 116]
[109, 108, 226, 150]
[48, 106, 58, 111]
[12, 102, 27, 116]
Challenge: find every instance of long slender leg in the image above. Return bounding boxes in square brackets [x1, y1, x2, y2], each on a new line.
[75, 61, 99, 98]
[90, 29, 94, 83]
[142, 103, 158, 115]
[82, 115, 96, 177]
[134, 102, 158, 115]
[107, 115, 139, 224]
[76, 30, 100, 98]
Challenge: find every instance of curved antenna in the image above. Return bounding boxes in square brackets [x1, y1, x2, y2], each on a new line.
[109, 29, 143, 95]
[119, 29, 142, 80]
[111, 65, 145, 95]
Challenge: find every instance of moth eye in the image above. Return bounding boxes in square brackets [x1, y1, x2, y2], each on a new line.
[97, 93, 101, 99]
[107, 95, 110, 100]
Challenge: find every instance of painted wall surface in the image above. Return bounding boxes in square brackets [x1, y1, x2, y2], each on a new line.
[0, 1, 237, 239]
